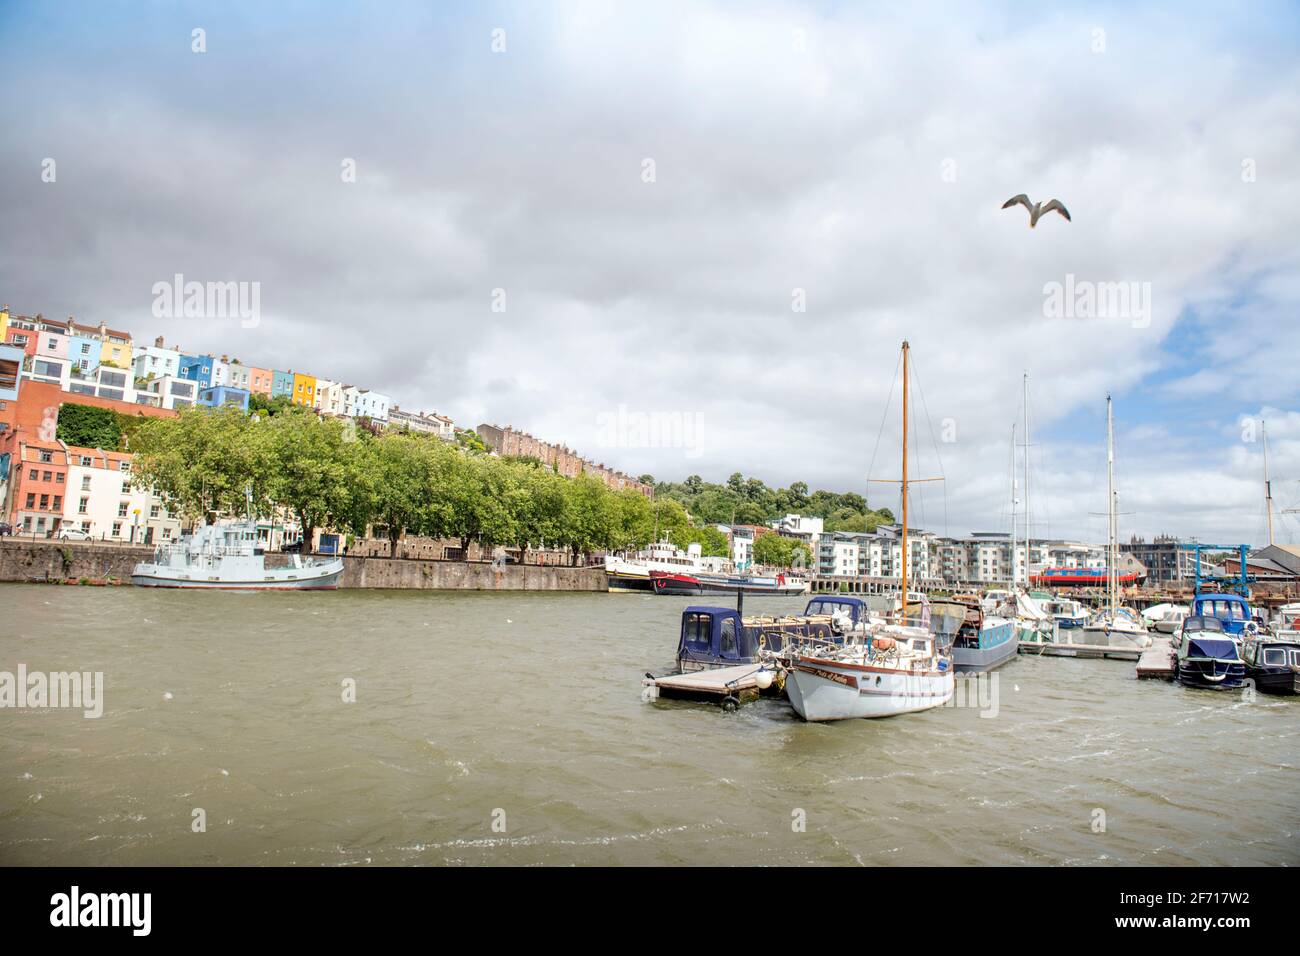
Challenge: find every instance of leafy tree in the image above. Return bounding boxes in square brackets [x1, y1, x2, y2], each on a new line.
[263, 409, 358, 549]
[556, 474, 615, 565]
[670, 523, 730, 558]
[359, 432, 435, 557]
[56, 404, 124, 449]
[610, 487, 654, 552]
[248, 393, 294, 417]
[752, 532, 811, 569]
[131, 405, 271, 523]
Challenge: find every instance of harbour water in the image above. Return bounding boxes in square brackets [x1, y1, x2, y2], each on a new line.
[0, 584, 1296, 866]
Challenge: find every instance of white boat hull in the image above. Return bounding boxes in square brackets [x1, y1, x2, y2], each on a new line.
[131, 560, 343, 590]
[786, 656, 955, 721]
[1078, 623, 1150, 649]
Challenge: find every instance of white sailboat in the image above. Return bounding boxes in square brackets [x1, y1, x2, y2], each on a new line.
[784, 341, 955, 720]
[1078, 395, 1151, 649]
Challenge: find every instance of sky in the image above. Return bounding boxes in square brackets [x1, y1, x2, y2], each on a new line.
[2, 1, 1299, 545]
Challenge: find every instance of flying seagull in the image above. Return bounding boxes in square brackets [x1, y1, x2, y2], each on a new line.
[1001, 194, 1071, 228]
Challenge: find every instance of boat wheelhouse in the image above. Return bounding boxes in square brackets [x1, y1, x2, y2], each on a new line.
[1173, 616, 1247, 690]
[1191, 593, 1258, 637]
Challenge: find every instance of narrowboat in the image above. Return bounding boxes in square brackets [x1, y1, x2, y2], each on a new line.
[1241, 635, 1300, 695]
[1030, 567, 1144, 587]
[1173, 616, 1247, 690]
[651, 569, 808, 597]
[942, 596, 1018, 672]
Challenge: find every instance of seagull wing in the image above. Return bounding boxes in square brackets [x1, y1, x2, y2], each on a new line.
[1001, 194, 1032, 211]
[1040, 199, 1071, 222]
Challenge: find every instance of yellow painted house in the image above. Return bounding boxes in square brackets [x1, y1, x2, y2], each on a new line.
[0, 307, 9, 342]
[292, 371, 317, 407]
[100, 325, 133, 369]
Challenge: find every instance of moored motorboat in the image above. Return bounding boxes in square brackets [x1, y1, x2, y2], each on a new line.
[1040, 595, 1088, 630]
[1173, 616, 1247, 690]
[132, 519, 343, 589]
[1142, 602, 1190, 634]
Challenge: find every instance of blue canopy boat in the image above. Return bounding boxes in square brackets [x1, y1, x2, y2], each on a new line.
[1173, 616, 1247, 689]
[1191, 593, 1258, 638]
[674, 596, 867, 672]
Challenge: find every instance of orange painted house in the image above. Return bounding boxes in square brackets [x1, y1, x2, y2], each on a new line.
[246, 366, 274, 395]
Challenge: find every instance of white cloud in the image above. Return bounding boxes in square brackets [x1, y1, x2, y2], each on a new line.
[1, 1, 1298, 543]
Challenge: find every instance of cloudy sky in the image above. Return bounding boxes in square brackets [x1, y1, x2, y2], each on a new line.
[3, 1, 1299, 544]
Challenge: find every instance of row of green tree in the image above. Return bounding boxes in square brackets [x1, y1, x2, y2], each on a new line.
[129, 406, 759, 564]
[647, 473, 894, 532]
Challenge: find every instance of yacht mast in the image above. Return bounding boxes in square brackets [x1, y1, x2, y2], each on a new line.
[1023, 372, 1030, 590]
[1106, 395, 1116, 612]
[1009, 422, 1017, 588]
[901, 340, 910, 619]
[1263, 420, 1275, 547]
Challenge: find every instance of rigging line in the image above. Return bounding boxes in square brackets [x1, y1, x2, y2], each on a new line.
[865, 348, 903, 513]
[909, 352, 946, 536]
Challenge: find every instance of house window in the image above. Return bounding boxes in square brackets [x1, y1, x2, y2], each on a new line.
[118, 502, 129, 517]
[112, 522, 122, 537]
[150, 505, 160, 518]
[39, 494, 49, 509]
[28, 468, 37, 480]
[79, 498, 88, 514]
[25, 494, 35, 508]
[39, 450, 52, 463]
[81, 343, 90, 354]
[52, 496, 61, 510]
[43, 471, 52, 481]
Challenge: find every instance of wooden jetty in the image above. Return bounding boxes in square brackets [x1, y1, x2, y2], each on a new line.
[1135, 636, 1176, 680]
[643, 664, 769, 710]
[1017, 640, 1142, 661]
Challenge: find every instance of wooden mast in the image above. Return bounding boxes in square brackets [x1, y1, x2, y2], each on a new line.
[901, 340, 909, 620]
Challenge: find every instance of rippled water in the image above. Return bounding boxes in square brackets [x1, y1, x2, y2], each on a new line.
[0, 583, 1296, 865]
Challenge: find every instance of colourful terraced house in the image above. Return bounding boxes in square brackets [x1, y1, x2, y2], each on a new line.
[271, 370, 295, 399]
[291, 371, 316, 407]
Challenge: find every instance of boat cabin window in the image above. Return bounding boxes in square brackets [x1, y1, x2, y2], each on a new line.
[719, 618, 737, 656]
[683, 612, 712, 648]
[1199, 600, 1246, 621]
[1262, 648, 1287, 666]
[805, 599, 857, 621]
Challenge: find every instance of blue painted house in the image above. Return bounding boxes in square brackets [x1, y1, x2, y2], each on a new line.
[198, 384, 250, 412]
[179, 354, 214, 386]
[69, 327, 102, 375]
[271, 370, 295, 399]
